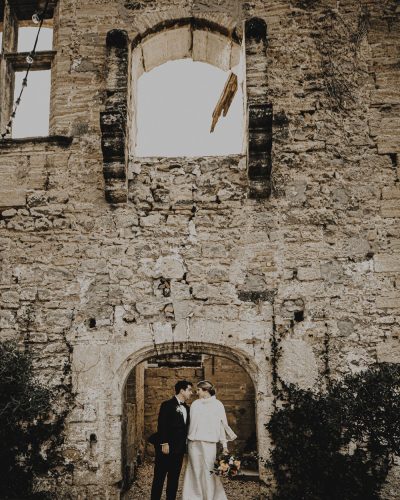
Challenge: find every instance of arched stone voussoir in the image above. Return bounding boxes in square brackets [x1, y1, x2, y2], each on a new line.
[116, 340, 261, 397]
[131, 18, 242, 73]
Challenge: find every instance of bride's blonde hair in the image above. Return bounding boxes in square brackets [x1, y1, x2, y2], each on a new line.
[197, 380, 216, 396]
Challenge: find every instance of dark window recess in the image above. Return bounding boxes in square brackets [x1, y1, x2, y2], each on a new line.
[294, 311, 304, 322]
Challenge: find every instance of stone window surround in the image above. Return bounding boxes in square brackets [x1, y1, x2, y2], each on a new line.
[0, 0, 56, 137]
[101, 16, 272, 205]
[129, 18, 244, 156]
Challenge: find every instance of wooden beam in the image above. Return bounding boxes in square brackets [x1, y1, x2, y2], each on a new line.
[7, 0, 57, 21]
[210, 72, 238, 133]
[4, 50, 55, 70]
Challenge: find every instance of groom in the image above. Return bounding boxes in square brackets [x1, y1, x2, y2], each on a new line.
[150, 380, 193, 500]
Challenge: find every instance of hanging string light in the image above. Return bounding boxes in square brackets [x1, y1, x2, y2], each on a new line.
[0, 0, 51, 140]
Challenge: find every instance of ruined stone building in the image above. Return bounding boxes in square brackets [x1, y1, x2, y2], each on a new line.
[0, 0, 399, 497]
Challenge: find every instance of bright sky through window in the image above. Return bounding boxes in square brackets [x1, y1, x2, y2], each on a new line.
[9, 28, 52, 138]
[12, 70, 51, 138]
[17, 27, 53, 52]
[135, 59, 244, 157]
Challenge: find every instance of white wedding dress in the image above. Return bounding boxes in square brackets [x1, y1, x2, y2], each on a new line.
[182, 396, 236, 500]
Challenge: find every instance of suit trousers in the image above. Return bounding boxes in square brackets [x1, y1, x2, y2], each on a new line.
[151, 450, 184, 500]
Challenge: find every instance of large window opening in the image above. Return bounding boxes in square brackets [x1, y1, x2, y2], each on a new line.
[130, 24, 244, 158]
[136, 59, 244, 157]
[0, 1, 55, 139]
[12, 69, 50, 137]
[11, 23, 53, 138]
[17, 25, 53, 52]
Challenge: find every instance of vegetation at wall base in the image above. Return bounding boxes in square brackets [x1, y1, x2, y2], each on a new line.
[0, 341, 67, 499]
[267, 363, 400, 500]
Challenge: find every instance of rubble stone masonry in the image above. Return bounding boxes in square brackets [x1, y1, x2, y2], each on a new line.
[0, 0, 399, 497]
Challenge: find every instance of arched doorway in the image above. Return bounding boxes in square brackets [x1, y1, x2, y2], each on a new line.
[118, 342, 260, 492]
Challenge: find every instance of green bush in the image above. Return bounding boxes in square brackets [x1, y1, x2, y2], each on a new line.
[0, 341, 62, 499]
[267, 363, 400, 500]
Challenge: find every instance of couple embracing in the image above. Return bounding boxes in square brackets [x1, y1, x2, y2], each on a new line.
[150, 380, 237, 500]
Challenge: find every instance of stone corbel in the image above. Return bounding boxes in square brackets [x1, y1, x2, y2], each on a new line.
[100, 29, 129, 204]
[245, 17, 273, 199]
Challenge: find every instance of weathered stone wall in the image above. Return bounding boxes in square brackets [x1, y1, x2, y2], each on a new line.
[0, 0, 399, 498]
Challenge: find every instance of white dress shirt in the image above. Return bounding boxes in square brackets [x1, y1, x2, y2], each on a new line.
[176, 396, 187, 423]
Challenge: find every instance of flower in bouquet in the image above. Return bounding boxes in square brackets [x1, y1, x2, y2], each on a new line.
[212, 454, 241, 478]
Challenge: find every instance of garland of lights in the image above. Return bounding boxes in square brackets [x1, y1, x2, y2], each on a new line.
[0, 0, 50, 139]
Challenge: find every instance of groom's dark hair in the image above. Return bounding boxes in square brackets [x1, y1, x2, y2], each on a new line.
[175, 380, 192, 394]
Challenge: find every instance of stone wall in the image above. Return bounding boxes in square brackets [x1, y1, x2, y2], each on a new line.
[0, 0, 399, 498]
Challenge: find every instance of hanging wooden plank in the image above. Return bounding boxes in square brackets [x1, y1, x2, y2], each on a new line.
[210, 71, 238, 133]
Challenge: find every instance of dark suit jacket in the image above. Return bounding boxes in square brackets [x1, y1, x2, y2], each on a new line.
[152, 397, 190, 455]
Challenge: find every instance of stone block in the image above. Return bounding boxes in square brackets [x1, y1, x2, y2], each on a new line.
[135, 299, 170, 317]
[1, 208, 17, 217]
[131, 46, 145, 80]
[140, 213, 164, 227]
[381, 200, 400, 218]
[337, 318, 354, 337]
[0, 189, 26, 208]
[374, 255, 400, 272]
[382, 187, 400, 199]
[297, 266, 321, 281]
[376, 341, 400, 363]
[142, 27, 191, 71]
[320, 261, 344, 283]
[376, 294, 400, 309]
[152, 321, 173, 344]
[192, 29, 232, 71]
[277, 339, 318, 389]
[377, 136, 400, 154]
[370, 89, 400, 106]
[285, 180, 307, 204]
[154, 255, 186, 279]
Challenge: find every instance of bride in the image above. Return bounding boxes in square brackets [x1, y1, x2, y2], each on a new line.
[182, 380, 237, 500]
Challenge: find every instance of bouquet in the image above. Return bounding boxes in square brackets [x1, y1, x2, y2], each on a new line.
[212, 454, 241, 478]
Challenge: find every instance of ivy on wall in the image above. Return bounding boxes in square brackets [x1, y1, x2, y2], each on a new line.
[0, 341, 70, 499]
[267, 363, 400, 500]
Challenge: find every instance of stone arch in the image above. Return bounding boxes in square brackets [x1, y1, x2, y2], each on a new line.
[111, 341, 271, 490]
[117, 342, 258, 393]
[131, 18, 241, 72]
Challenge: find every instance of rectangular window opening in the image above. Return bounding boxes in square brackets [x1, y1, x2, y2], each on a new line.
[17, 22, 53, 53]
[12, 70, 51, 138]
